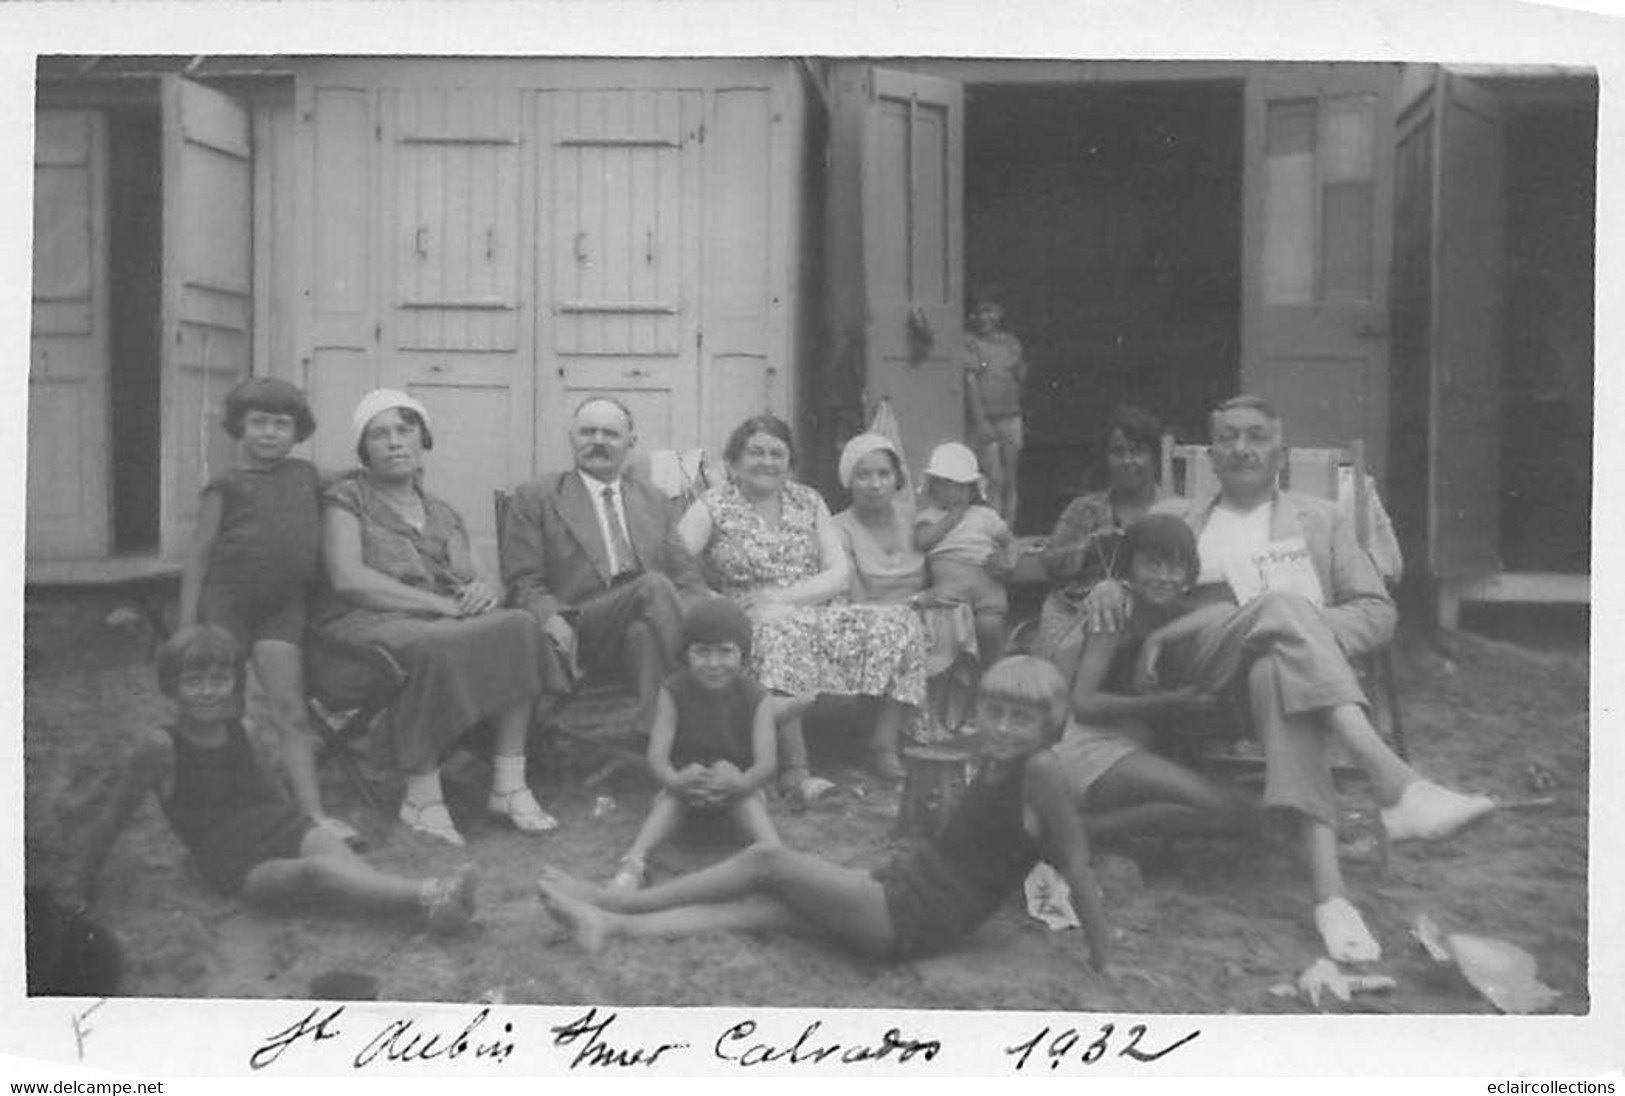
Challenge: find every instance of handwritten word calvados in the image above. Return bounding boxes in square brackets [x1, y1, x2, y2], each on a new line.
[714, 1018, 941, 1067]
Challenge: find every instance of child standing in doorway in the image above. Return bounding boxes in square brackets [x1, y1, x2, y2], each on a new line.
[177, 377, 351, 843]
[915, 442, 1013, 666]
[61, 626, 477, 935]
[609, 598, 781, 892]
[962, 295, 1028, 524]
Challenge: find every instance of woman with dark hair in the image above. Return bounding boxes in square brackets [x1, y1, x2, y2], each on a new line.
[316, 390, 566, 847]
[1034, 404, 1166, 664]
[679, 416, 928, 786]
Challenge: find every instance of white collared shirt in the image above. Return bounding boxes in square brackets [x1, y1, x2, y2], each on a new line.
[579, 469, 634, 573]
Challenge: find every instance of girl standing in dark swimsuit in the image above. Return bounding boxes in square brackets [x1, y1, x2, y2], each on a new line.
[537, 655, 1110, 971]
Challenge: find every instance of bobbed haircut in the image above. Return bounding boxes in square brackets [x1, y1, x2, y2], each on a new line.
[155, 624, 244, 700]
[723, 414, 796, 467]
[223, 377, 316, 442]
[1122, 513, 1200, 586]
[1105, 403, 1163, 458]
[977, 655, 1070, 737]
[356, 406, 434, 467]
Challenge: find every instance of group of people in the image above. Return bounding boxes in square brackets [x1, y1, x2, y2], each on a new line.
[56, 360, 1500, 985]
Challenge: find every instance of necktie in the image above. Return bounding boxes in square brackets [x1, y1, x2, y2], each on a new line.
[602, 485, 638, 576]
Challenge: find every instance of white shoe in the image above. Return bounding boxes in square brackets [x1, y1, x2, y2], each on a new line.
[488, 786, 559, 833]
[1380, 780, 1496, 843]
[1314, 897, 1381, 964]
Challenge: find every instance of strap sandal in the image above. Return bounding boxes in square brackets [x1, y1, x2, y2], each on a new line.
[316, 815, 366, 850]
[609, 855, 646, 893]
[793, 776, 841, 809]
[400, 799, 465, 847]
[488, 787, 559, 834]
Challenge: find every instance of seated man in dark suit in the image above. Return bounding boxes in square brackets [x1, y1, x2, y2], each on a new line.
[502, 397, 710, 730]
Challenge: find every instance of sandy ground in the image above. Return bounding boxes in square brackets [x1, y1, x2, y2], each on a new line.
[21, 596, 1588, 1013]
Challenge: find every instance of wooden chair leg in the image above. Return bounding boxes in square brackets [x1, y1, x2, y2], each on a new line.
[1380, 646, 1407, 761]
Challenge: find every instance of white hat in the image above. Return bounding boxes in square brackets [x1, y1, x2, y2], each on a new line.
[923, 441, 982, 484]
[351, 389, 430, 448]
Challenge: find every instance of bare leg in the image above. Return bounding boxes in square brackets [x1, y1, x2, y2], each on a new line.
[1325, 703, 1417, 805]
[539, 884, 804, 953]
[729, 791, 781, 846]
[489, 698, 556, 832]
[252, 641, 329, 824]
[775, 711, 813, 790]
[491, 698, 533, 758]
[869, 699, 907, 779]
[1000, 438, 1021, 523]
[1081, 751, 1259, 839]
[621, 791, 687, 868]
[974, 609, 1007, 668]
[1300, 815, 1380, 962]
[243, 826, 475, 932]
[541, 843, 893, 954]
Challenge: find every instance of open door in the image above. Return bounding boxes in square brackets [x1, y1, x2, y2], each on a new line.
[159, 75, 253, 560]
[1242, 65, 1396, 480]
[830, 65, 964, 476]
[1400, 70, 1505, 586]
[29, 110, 111, 559]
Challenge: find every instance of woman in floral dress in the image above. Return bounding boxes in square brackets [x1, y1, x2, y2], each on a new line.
[679, 415, 928, 787]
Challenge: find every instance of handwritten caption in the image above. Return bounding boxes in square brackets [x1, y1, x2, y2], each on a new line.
[240, 1004, 1199, 1073]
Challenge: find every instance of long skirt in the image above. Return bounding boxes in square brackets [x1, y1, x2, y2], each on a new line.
[316, 607, 548, 773]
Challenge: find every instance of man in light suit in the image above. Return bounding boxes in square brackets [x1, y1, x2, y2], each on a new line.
[502, 397, 708, 729]
[1088, 395, 1494, 963]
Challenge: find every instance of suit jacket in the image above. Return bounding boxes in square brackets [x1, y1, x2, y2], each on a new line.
[1152, 488, 1396, 659]
[502, 470, 708, 626]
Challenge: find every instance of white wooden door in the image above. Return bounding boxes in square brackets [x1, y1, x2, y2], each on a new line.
[377, 87, 531, 568]
[856, 67, 964, 479]
[160, 76, 254, 560]
[29, 109, 111, 560]
[534, 89, 703, 472]
[1242, 65, 1396, 480]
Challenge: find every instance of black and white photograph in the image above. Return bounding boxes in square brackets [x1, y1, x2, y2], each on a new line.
[3, 0, 1621, 1082]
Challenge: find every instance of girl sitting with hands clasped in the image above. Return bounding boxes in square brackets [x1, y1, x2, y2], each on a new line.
[1052, 515, 1255, 841]
[609, 598, 785, 892]
[537, 656, 1111, 972]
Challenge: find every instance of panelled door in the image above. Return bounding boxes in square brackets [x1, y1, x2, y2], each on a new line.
[160, 75, 254, 560]
[534, 89, 703, 472]
[377, 87, 532, 566]
[29, 109, 111, 559]
[1242, 65, 1396, 481]
[856, 67, 964, 478]
[1397, 70, 1505, 583]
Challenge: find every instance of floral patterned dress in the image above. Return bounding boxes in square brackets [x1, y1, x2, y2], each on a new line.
[699, 480, 929, 720]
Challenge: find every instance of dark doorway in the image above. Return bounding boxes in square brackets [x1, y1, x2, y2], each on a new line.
[1499, 81, 1595, 574]
[964, 81, 1244, 534]
[107, 107, 162, 554]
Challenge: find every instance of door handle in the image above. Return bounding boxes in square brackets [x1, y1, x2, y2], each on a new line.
[624, 367, 649, 380]
[415, 226, 429, 258]
[574, 231, 590, 265]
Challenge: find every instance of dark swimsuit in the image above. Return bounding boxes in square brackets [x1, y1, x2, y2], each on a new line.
[159, 720, 314, 896]
[872, 762, 1042, 959]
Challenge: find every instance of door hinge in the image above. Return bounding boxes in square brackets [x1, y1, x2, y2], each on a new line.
[374, 323, 381, 342]
[375, 123, 382, 141]
[696, 328, 704, 353]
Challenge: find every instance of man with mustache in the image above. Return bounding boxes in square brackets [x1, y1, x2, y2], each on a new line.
[503, 397, 708, 732]
[1086, 394, 1494, 962]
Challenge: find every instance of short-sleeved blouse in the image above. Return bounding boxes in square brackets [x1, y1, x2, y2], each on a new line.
[318, 471, 475, 601]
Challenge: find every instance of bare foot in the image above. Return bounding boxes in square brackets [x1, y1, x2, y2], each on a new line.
[537, 877, 613, 953]
[538, 864, 609, 906]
